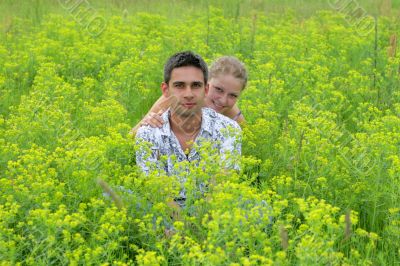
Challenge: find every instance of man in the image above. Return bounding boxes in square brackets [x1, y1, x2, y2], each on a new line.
[135, 51, 241, 206]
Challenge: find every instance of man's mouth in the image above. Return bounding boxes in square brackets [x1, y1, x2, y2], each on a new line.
[183, 103, 196, 108]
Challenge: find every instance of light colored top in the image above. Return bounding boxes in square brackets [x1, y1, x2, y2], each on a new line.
[135, 107, 241, 199]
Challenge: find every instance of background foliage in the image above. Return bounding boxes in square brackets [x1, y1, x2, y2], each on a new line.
[0, 0, 399, 265]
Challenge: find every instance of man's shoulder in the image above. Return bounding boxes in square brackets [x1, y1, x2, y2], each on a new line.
[202, 107, 241, 131]
[136, 110, 170, 140]
[136, 125, 154, 138]
[135, 125, 163, 143]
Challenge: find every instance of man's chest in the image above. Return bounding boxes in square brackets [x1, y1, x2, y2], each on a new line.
[157, 133, 217, 163]
[152, 122, 224, 168]
[174, 132, 198, 155]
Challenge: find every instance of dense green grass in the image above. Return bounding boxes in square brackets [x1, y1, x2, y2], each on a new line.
[1, 0, 400, 265]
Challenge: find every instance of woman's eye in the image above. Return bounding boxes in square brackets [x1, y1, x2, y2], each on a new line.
[216, 87, 223, 92]
[230, 94, 238, 98]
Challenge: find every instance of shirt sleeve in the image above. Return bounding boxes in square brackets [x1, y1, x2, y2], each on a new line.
[220, 124, 242, 171]
[135, 127, 159, 175]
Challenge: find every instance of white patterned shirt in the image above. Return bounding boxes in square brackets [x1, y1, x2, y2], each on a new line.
[135, 107, 241, 199]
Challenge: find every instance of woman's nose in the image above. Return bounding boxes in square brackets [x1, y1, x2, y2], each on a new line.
[220, 94, 228, 105]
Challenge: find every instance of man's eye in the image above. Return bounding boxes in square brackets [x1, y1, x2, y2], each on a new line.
[230, 94, 238, 98]
[216, 87, 223, 92]
[175, 83, 184, 88]
[193, 83, 202, 88]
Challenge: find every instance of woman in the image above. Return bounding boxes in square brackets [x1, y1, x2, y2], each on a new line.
[131, 56, 247, 134]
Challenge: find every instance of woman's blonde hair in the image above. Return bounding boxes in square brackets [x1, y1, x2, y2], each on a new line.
[209, 56, 248, 90]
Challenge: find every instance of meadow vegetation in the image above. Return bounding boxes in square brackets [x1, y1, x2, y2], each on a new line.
[0, 0, 399, 264]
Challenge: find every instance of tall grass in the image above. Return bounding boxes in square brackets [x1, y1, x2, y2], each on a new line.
[2, 0, 400, 22]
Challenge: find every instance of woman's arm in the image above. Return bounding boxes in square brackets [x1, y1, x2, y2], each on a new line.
[130, 95, 171, 137]
[227, 103, 246, 125]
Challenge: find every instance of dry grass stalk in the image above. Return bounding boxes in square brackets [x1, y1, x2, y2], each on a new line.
[280, 225, 289, 250]
[250, 13, 258, 52]
[344, 210, 352, 241]
[97, 178, 124, 209]
[388, 34, 397, 58]
[2, 16, 13, 34]
[122, 9, 129, 21]
[380, 0, 392, 16]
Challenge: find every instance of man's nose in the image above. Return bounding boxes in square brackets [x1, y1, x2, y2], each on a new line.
[183, 86, 194, 98]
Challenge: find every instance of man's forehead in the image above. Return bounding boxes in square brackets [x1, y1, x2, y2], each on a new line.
[170, 66, 205, 83]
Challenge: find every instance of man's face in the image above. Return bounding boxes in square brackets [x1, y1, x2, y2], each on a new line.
[162, 66, 208, 118]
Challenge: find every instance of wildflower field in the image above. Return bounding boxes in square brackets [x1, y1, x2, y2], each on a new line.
[1, 0, 400, 265]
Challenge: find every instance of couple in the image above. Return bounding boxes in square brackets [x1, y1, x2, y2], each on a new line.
[134, 51, 246, 206]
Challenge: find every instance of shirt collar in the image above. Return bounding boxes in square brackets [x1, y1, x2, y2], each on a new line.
[160, 109, 172, 136]
[199, 107, 216, 135]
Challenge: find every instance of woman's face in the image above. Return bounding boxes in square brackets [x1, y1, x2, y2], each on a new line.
[205, 74, 243, 114]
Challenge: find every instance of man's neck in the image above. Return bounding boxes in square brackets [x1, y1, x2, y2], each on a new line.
[169, 111, 202, 138]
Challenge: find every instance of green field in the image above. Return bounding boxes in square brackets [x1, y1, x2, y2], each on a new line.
[1, 0, 400, 265]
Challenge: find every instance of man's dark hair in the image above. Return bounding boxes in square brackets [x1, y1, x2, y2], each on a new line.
[163, 51, 208, 84]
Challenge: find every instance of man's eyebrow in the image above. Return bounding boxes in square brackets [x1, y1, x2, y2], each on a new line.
[172, 81, 204, 86]
[172, 81, 185, 85]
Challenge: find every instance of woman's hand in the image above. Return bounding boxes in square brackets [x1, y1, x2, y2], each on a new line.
[140, 110, 164, 128]
[129, 110, 165, 137]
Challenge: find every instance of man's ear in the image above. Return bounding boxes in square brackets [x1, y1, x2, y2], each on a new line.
[161, 82, 169, 97]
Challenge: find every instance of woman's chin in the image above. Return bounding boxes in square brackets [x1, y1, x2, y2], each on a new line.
[209, 101, 223, 113]
[216, 106, 228, 114]
[205, 100, 227, 114]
